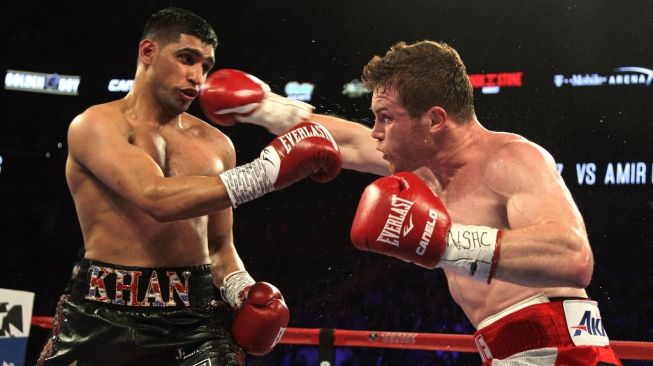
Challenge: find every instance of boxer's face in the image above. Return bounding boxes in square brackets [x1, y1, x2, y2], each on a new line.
[370, 88, 434, 173]
[149, 34, 215, 115]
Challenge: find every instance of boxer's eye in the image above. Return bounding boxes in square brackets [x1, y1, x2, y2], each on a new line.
[179, 54, 194, 65]
[202, 61, 213, 74]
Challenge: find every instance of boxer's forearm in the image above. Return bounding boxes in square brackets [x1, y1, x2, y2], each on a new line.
[207, 207, 244, 288]
[493, 222, 593, 288]
[310, 114, 390, 176]
[139, 176, 233, 221]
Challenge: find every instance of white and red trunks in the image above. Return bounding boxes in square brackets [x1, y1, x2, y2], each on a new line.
[474, 294, 622, 365]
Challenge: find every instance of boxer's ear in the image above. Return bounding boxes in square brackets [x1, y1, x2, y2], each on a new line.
[138, 39, 157, 65]
[425, 106, 447, 132]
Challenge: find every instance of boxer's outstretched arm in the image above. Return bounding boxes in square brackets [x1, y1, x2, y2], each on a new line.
[485, 140, 593, 288]
[198, 69, 388, 176]
[68, 109, 235, 222]
[69, 109, 341, 221]
[309, 114, 390, 176]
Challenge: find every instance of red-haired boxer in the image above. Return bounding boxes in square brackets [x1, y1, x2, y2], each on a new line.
[217, 41, 622, 365]
[38, 8, 340, 366]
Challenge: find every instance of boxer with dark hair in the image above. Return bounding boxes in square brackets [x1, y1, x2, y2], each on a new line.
[38, 7, 341, 366]
[208, 41, 622, 365]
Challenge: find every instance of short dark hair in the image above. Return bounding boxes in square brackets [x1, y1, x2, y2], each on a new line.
[363, 40, 474, 122]
[141, 7, 218, 49]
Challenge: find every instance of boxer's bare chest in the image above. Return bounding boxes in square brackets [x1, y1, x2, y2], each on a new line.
[440, 165, 506, 228]
[129, 123, 224, 177]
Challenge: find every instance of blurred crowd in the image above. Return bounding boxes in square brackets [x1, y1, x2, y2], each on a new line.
[245, 258, 653, 366]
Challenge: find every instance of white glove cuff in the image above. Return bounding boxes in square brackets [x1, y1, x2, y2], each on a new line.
[218, 148, 280, 207]
[239, 92, 314, 134]
[221, 270, 255, 309]
[438, 224, 501, 284]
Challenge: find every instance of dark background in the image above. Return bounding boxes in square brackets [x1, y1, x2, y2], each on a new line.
[1, 1, 652, 365]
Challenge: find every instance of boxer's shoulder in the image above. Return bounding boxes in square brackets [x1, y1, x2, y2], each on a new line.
[481, 133, 558, 195]
[181, 112, 231, 141]
[492, 137, 556, 173]
[71, 101, 131, 136]
[180, 112, 236, 164]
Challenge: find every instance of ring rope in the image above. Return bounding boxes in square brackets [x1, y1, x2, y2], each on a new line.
[31, 316, 653, 360]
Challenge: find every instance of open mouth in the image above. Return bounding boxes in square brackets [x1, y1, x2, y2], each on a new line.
[180, 88, 198, 99]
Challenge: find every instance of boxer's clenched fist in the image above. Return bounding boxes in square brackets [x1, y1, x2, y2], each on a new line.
[221, 271, 289, 355]
[350, 172, 502, 283]
[350, 172, 452, 268]
[199, 69, 313, 134]
[219, 121, 342, 207]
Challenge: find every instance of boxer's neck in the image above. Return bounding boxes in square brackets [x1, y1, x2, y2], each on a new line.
[122, 90, 183, 129]
[428, 119, 486, 188]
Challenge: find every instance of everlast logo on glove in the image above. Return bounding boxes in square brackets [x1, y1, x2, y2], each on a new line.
[351, 172, 454, 269]
[277, 123, 337, 153]
[84, 264, 191, 307]
[376, 195, 415, 246]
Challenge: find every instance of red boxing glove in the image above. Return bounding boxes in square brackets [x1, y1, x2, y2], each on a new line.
[199, 69, 313, 133]
[351, 172, 503, 282]
[350, 172, 451, 269]
[232, 282, 290, 356]
[265, 121, 342, 187]
[219, 121, 342, 207]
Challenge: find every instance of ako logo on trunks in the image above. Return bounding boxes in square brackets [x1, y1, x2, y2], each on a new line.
[85, 265, 191, 307]
[571, 310, 607, 337]
[563, 300, 610, 347]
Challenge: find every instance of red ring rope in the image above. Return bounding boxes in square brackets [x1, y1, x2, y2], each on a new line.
[31, 316, 653, 360]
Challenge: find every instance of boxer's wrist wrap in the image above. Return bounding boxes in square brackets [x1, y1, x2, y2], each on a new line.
[221, 270, 255, 309]
[238, 92, 314, 135]
[219, 158, 274, 208]
[439, 224, 501, 284]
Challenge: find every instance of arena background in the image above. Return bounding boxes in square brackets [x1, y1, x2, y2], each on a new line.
[1, 1, 652, 365]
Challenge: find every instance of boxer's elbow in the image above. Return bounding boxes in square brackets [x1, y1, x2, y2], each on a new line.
[147, 207, 179, 222]
[139, 185, 182, 222]
[566, 250, 593, 288]
[140, 200, 178, 222]
[564, 231, 594, 288]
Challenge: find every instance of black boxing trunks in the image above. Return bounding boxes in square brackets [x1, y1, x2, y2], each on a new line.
[473, 294, 622, 365]
[37, 259, 244, 366]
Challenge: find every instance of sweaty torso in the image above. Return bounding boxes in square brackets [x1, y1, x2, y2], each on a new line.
[438, 132, 587, 327]
[66, 100, 232, 267]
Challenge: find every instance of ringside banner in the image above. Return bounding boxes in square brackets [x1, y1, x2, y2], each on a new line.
[0, 289, 35, 366]
[4, 70, 80, 96]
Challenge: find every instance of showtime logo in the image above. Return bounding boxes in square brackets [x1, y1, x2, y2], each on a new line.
[468, 71, 523, 94]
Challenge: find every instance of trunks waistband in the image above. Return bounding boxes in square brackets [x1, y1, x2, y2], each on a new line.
[473, 299, 611, 362]
[70, 259, 215, 309]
